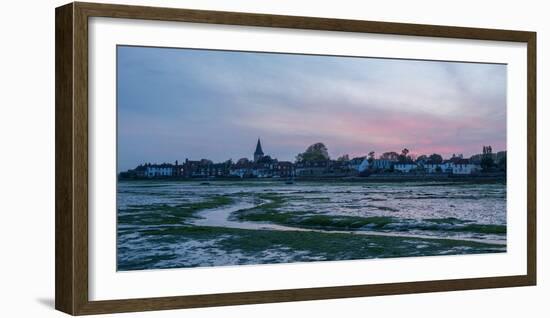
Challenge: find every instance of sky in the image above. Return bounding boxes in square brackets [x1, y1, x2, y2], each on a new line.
[117, 45, 506, 172]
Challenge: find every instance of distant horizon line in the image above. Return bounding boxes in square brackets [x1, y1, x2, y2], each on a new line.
[118, 139, 506, 172]
[127, 149, 507, 165]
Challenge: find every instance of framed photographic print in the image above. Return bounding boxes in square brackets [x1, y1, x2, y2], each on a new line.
[55, 2, 536, 315]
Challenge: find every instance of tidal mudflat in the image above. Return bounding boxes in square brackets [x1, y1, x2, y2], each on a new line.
[117, 180, 506, 271]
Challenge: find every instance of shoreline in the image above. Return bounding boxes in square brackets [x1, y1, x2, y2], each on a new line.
[118, 175, 506, 184]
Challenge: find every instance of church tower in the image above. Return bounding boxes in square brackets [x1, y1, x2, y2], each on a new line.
[254, 138, 264, 162]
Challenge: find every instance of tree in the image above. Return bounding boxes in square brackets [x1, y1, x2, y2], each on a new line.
[257, 155, 273, 163]
[380, 151, 399, 161]
[337, 154, 350, 162]
[416, 154, 428, 163]
[483, 145, 493, 155]
[236, 158, 249, 165]
[498, 156, 507, 171]
[481, 145, 495, 171]
[398, 148, 411, 163]
[428, 153, 443, 164]
[367, 151, 375, 164]
[296, 142, 330, 162]
[481, 156, 495, 171]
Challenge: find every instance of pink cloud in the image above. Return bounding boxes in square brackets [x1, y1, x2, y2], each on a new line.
[238, 104, 504, 159]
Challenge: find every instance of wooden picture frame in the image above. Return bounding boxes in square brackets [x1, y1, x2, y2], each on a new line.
[55, 2, 536, 315]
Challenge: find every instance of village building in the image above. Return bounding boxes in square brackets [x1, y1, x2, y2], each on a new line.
[134, 165, 147, 177]
[356, 158, 370, 172]
[372, 159, 394, 171]
[183, 159, 206, 177]
[294, 160, 329, 176]
[120, 141, 500, 179]
[228, 140, 294, 178]
[145, 163, 173, 177]
[394, 163, 418, 173]
[448, 159, 480, 175]
[252, 156, 276, 178]
[272, 161, 294, 178]
[416, 159, 481, 175]
[254, 138, 264, 162]
[422, 161, 443, 173]
[229, 167, 249, 178]
[348, 156, 366, 171]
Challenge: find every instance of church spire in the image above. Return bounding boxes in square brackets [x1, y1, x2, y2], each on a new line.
[254, 138, 264, 162]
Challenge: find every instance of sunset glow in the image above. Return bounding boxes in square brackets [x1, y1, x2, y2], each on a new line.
[117, 46, 506, 171]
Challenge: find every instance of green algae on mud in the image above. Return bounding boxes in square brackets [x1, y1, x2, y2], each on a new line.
[232, 193, 506, 235]
[117, 180, 507, 270]
[118, 195, 233, 227]
[122, 224, 505, 270]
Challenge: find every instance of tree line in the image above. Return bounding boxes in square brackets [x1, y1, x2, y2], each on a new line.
[295, 142, 505, 172]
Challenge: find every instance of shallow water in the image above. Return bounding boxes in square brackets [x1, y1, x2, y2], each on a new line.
[117, 180, 506, 270]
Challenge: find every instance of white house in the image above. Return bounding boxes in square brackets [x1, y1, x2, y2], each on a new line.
[229, 167, 248, 178]
[252, 167, 273, 178]
[394, 163, 417, 173]
[357, 158, 370, 172]
[145, 164, 173, 177]
[438, 162, 454, 173]
[450, 161, 481, 175]
[371, 159, 393, 170]
[353, 158, 394, 172]
[423, 160, 480, 175]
